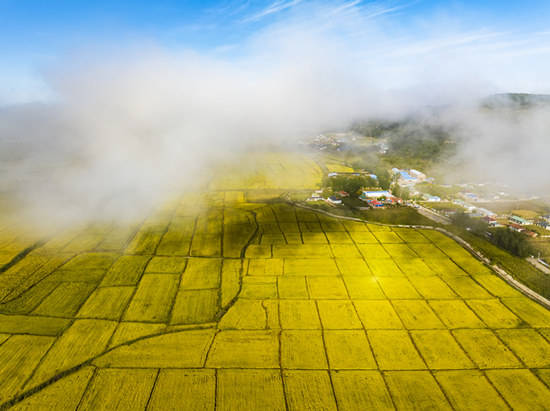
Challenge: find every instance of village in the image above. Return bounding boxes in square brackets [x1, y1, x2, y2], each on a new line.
[306, 162, 550, 268]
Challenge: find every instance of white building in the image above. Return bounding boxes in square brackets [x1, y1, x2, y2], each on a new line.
[409, 169, 426, 180]
[362, 190, 391, 198]
[423, 194, 441, 202]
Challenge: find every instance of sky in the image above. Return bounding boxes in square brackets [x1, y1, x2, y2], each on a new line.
[2, 0, 550, 103]
[1, 0, 550, 228]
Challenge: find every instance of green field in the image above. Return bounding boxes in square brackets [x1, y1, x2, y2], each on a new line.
[1, 153, 550, 409]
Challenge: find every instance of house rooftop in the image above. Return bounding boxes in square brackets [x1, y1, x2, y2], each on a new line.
[510, 215, 530, 224]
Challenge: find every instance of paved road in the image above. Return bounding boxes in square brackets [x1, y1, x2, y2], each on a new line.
[527, 257, 550, 275]
[415, 205, 451, 225]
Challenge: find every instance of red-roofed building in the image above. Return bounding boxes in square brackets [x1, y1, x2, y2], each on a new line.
[508, 223, 524, 232]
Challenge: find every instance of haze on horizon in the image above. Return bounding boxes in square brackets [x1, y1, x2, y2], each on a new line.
[1, 0, 550, 227]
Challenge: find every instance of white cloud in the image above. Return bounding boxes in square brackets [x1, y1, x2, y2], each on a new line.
[1, 0, 550, 228]
[241, 0, 303, 22]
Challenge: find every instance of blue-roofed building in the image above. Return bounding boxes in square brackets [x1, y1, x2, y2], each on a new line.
[327, 196, 342, 205]
[509, 215, 531, 226]
[536, 220, 550, 230]
[463, 192, 478, 201]
[399, 170, 414, 180]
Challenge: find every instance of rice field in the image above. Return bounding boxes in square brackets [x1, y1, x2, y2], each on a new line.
[1, 153, 550, 409]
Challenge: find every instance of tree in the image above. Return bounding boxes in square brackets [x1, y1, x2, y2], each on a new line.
[393, 184, 402, 198]
[323, 175, 373, 196]
[451, 212, 488, 236]
[451, 212, 533, 258]
[491, 228, 534, 258]
[375, 168, 391, 190]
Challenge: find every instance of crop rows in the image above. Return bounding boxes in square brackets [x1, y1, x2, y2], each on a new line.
[1, 181, 550, 408]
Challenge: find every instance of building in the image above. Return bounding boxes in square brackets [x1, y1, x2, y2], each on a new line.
[536, 220, 550, 230]
[392, 168, 427, 186]
[409, 169, 426, 180]
[399, 170, 415, 181]
[327, 196, 342, 205]
[462, 192, 478, 201]
[508, 223, 524, 232]
[361, 190, 391, 199]
[509, 215, 531, 226]
[423, 194, 441, 202]
[474, 207, 496, 218]
[306, 191, 323, 202]
[524, 230, 538, 238]
[483, 216, 500, 227]
[453, 199, 475, 212]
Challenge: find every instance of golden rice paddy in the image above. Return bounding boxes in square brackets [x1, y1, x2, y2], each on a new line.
[0, 153, 549, 410]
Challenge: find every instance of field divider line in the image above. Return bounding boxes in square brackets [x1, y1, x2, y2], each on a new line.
[0, 239, 47, 275]
[143, 369, 161, 411]
[0, 323, 216, 410]
[214, 207, 259, 322]
[313, 300, 340, 409]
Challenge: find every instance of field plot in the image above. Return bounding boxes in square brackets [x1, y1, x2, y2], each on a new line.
[1, 152, 550, 409]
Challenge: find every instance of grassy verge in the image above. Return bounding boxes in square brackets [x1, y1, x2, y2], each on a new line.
[357, 207, 436, 226]
[298, 200, 437, 226]
[445, 226, 550, 298]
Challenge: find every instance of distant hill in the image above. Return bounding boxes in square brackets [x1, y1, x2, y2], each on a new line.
[482, 93, 550, 109]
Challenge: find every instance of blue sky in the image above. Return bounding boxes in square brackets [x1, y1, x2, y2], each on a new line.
[2, 0, 550, 103]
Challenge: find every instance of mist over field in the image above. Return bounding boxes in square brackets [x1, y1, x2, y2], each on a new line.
[1, 0, 550, 227]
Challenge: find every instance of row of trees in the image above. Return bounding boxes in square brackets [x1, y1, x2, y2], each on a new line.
[491, 228, 534, 258]
[392, 184, 410, 201]
[323, 175, 377, 196]
[451, 212, 534, 258]
[346, 163, 392, 190]
[350, 119, 456, 163]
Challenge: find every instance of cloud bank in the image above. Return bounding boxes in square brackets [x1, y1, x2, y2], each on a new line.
[1, 0, 550, 228]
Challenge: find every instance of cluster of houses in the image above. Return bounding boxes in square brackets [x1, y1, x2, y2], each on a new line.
[359, 190, 402, 208]
[306, 169, 403, 208]
[491, 214, 550, 237]
[506, 215, 539, 237]
[537, 215, 550, 230]
[306, 189, 347, 206]
[507, 214, 550, 235]
[422, 194, 548, 239]
[310, 134, 343, 151]
[391, 168, 441, 202]
[454, 208, 546, 238]
[392, 168, 428, 187]
[327, 171, 378, 180]
[309, 167, 434, 209]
